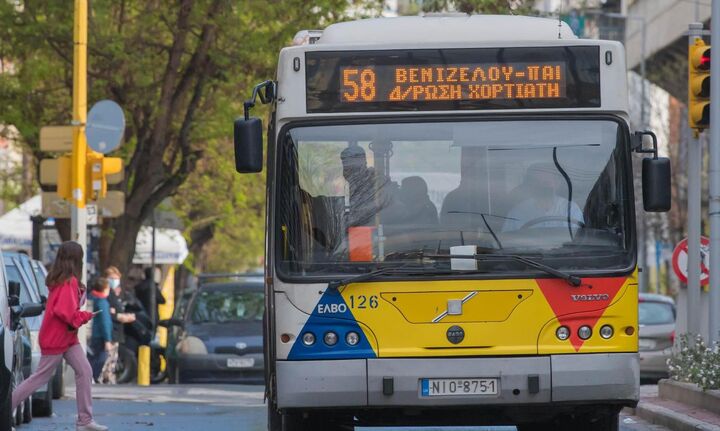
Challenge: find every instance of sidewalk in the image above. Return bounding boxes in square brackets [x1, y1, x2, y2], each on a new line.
[66, 382, 265, 407]
[629, 381, 720, 431]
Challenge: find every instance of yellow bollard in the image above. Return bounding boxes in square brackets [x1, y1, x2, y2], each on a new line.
[137, 345, 150, 386]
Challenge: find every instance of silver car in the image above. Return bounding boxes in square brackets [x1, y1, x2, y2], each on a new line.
[638, 293, 676, 379]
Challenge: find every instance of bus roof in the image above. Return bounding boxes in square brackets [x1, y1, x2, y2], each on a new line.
[314, 16, 577, 45]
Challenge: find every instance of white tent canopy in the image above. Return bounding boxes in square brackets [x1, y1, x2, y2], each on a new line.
[0, 195, 188, 265]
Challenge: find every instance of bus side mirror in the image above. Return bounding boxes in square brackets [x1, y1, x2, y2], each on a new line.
[234, 117, 263, 173]
[642, 157, 671, 212]
[8, 280, 20, 306]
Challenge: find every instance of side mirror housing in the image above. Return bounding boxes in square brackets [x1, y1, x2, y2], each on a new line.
[19, 303, 44, 318]
[234, 117, 263, 173]
[8, 280, 20, 298]
[642, 157, 671, 212]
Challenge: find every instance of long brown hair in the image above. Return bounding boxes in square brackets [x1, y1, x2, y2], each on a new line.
[46, 241, 84, 289]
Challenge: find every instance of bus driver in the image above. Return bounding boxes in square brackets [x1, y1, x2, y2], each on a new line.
[502, 163, 584, 232]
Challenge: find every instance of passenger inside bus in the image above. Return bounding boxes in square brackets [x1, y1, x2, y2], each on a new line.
[340, 142, 405, 227]
[440, 147, 490, 229]
[502, 163, 584, 232]
[398, 176, 438, 225]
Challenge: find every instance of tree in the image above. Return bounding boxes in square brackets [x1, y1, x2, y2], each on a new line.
[421, 0, 533, 14]
[174, 137, 265, 273]
[0, 0, 380, 274]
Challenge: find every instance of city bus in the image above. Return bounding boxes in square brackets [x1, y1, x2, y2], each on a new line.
[232, 14, 671, 431]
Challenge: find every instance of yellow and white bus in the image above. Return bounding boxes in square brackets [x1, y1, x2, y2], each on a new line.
[233, 15, 671, 431]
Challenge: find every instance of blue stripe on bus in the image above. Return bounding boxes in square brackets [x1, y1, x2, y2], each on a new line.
[288, 288, 376, 360]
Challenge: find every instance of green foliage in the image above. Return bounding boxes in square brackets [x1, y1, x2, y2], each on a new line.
[421, 0, 533, 14]
[0, 0, 381, 271]
[668, 334, 720, 390]
[175, 138, 265, 273]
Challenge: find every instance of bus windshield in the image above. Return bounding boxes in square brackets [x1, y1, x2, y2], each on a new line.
[276, 119, 633, 278]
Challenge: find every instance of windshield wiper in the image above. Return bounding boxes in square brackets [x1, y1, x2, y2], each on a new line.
[426, 252, 581, 287]
[327, 265, 414, 290]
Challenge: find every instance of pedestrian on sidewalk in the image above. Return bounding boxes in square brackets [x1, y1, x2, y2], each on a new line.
[87, 276, 113, 382]
[11, 241, 109, 431]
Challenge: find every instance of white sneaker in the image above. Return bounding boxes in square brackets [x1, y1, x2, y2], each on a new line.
[77, 422, 109, 431]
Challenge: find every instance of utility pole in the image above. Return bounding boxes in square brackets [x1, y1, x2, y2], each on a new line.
[709, 2, 720, 344]
[72, 0, 88, 284]
[687, 23, 705, 338]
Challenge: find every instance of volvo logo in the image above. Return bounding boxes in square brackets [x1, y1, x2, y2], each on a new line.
[446, 325, 465, 344]
[571, 294, 610, 302]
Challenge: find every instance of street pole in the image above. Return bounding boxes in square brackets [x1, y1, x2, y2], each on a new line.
[688, 23, 704, 338]
[709, 3, 720, 344]
[72, 0, 88, 285]
[638, 15, 649, 293]
[150, 210, 156, 329]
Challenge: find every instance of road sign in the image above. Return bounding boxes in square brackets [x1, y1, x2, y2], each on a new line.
[41, 191, 125, 219]
[86, 203, 98, 225]
[39, 126, 74, 152]
[86, 100, 125, 154]
[672, 236, 710, 286]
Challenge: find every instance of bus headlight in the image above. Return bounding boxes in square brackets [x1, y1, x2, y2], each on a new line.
[600, 325, 614, 339]
[556, 326, 570, 341]
[578, 325, 592, 340]
[324, 331, 338, 346]
[302, 332, 315, 346]
[346, 331, 360, 346]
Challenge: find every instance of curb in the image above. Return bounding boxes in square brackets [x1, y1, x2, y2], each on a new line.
[635, 402, 720, 431]
[659, 380, 720, 416]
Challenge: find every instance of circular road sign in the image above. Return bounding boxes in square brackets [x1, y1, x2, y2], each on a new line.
[86, 100, 125, 154]
[672, 236, 710, 286]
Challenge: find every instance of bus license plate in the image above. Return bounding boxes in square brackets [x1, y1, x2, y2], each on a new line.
[421, 378, 498, 396]
[227, 358, 255, 368]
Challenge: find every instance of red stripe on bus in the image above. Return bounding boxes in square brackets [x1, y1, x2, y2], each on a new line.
[536, 277, 627, 351]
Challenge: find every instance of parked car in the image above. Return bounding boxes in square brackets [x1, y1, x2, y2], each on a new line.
[29, 260, 64, 400]
[638, 293, 676, 380]
[162, 275, 264, 384]
[0, 251, 43, 430]
[3, 251, 53, 418]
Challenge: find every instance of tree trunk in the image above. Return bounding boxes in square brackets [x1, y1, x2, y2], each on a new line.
[106, 214, 143, 276]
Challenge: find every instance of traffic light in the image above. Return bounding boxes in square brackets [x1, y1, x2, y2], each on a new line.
[86, 152, 123, 201]
[689, 38, 711, 132]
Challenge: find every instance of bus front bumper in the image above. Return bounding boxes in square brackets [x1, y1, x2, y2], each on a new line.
[275, 353, 639, 408]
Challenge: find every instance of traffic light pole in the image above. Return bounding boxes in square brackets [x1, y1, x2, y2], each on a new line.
[687, 23, 703, 339]
[709, 3, 720, 344]
[72, 0, 88, 286]
[72, 0, 88, 350]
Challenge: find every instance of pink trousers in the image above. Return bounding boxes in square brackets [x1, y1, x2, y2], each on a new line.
[12, 343, 94, 426]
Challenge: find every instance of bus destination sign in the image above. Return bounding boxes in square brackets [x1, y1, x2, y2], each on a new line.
[305, 46, 600, 113]
[340, 63, 566, 104]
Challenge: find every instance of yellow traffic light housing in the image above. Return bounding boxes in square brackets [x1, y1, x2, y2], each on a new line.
[689, 38, 711, 132]
[56, 156, 72, 201]
[86, 152, 123, 201]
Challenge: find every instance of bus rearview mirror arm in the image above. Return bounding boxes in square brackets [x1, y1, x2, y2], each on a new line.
[242, 80, 276, 120]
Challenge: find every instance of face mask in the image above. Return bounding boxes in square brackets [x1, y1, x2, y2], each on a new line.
[108, 279, 120, 289]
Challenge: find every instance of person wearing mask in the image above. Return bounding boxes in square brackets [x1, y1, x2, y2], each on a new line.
[11, 241, 108, 431]
[104, 266, 135, 344]
[87, 277, 113, 382]
[134, 267, 166, 330]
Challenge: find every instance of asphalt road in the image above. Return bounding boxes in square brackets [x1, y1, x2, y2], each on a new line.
[16, 384, 669, 431]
